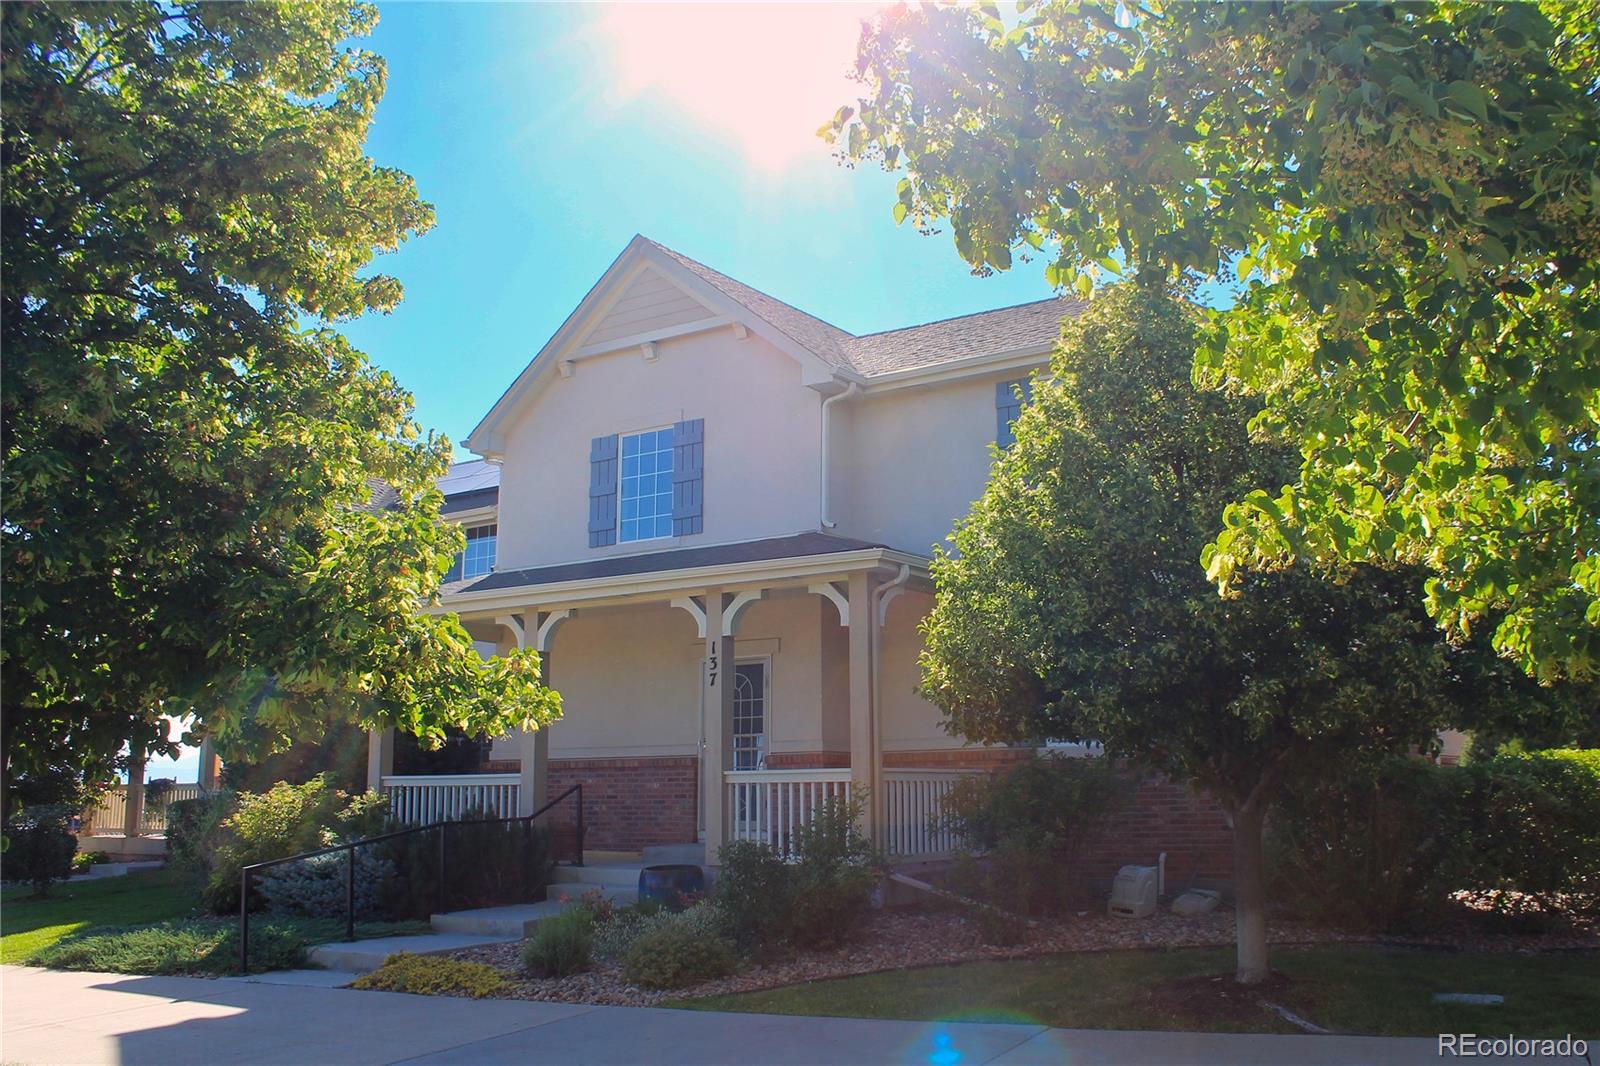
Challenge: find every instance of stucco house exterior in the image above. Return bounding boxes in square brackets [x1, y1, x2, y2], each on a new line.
[365, 236, 1233, 880]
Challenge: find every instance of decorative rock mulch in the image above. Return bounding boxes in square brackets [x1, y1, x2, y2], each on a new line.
[443, 904, 1592, 1008]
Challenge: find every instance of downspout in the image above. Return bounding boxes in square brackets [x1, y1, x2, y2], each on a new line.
[820, 382, 859, 529]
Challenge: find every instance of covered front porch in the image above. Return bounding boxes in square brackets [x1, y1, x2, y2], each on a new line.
[368, 533, 980, 862]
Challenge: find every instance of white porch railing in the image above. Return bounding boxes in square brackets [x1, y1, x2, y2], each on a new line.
[381, 774, 520, 825]
[721, 767, 980, 859]
[882, 769, 975, 858]
[82, 783, 210, 836]
[723, 769, 852, 857]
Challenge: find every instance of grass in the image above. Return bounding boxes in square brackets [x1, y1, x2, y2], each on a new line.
[1, 868, 197, 964]
[673, 945, 1600, 1038]
[2, 867, 427, 975]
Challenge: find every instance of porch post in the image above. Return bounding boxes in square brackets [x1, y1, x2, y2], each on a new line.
[197, 735, 221, 792]
[847, 572, 879, 840]
[365, 728, 394, 794]
[515, 611, 554, 819]
[123, 745, 146, 840]
[702, 589, 734, 864]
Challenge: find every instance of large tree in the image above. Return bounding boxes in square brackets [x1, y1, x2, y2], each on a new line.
[920, 285, 1568, 983]
[832, 0, 1600, 681]
[1, 2, 558, 808]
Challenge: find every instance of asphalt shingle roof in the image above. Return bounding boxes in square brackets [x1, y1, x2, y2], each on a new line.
[458, 532, 894, 595]
[642, 237, 1083, 378]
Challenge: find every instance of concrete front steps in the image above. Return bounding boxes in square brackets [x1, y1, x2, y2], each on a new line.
[306, 855, 659, 973]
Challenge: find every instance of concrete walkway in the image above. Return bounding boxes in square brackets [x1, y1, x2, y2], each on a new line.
[0, 965, 1551, 1065]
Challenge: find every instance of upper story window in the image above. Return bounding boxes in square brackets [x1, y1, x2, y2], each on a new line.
[445, 523, 497, 582]
[620, 428, 675, 542]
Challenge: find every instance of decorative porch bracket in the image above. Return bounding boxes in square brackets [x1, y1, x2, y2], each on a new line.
[670, 595, 707, 638]
[808, 581, 850, 626]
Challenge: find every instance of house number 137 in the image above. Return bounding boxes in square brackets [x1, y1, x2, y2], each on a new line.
[706, 645, 719, 687]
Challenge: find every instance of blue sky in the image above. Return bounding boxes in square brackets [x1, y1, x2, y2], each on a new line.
[336, 2, 1058, 458]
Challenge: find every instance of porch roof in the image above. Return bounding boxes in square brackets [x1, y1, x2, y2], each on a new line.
[462, 532, 894, 594]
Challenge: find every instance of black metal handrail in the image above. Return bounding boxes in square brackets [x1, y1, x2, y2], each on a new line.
[238, 783, 584, 972]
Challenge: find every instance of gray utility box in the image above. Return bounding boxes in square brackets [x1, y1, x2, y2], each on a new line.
[1108, 864, 1158, 919]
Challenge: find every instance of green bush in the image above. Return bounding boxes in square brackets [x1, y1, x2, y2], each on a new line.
[352, 952, 504, 998]
[939, 755, 1130, 916]
[622, 920, 737, 989]
[1457, 748, 1600, 915]
[1269, 749, 1600, 931]
[3, 805, 78, 896]
[380, 815, 554, 920]
[200, 777, 393, 915]
[714, 840, 793, 949]
[165, 792, 236, 873]
[593, 898, 726, 962]
[713, 796, 883, 952]
[522, 904, 594, 977]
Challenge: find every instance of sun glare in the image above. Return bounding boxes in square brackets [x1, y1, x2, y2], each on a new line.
[592, 3, 887, 171]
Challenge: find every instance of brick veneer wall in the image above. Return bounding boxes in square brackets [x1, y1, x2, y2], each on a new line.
[1079, 774, 1234, 889]
[885, 749, 1234, 889]
[544, 756, 698, 851]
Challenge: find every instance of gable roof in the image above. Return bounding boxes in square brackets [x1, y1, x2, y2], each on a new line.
[467, 235, 1083, 458]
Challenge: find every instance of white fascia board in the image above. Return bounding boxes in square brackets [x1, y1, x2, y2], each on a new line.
[442, 504, 498, 527]
[570, 316, 732, 360]
[859, 343, 1054, 394]
[427, 546, 928, 617]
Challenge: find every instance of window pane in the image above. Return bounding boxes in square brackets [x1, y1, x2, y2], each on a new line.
[617, 428, 676, 542]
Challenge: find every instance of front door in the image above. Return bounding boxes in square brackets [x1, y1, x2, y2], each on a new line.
[731, 662, 767, 771]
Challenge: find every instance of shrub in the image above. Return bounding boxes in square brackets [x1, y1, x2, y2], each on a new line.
[622, 920, 737, 989]
[165, 792, 236, 873]
[3, 805, 78, 895]
[201, 777, 392, 915]
[380, 814, 553, 920]
[522, 904, 594, 977]
[352, 952, 504, 998]
[940, 755, 1130, 916]
[713, 796, 883, 952]
[256, 849, 398, 919]
[1269, 749, 1600, 931]
[1457, 748, 1600, 915]
[593, 898, 727, 963]
[786, 796, 883, 948]
[713, 840, 792, 949]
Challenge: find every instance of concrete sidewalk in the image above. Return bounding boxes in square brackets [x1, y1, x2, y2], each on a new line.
[0, 964, 1544, 1065]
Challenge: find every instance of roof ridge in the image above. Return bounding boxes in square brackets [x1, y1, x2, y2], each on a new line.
[848, 295, 1077, 340]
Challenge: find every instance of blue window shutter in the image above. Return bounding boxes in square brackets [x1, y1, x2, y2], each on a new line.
[588, 434, 619, 547]
[996, 379, 1032, 449]
[672, 418, 704, 536]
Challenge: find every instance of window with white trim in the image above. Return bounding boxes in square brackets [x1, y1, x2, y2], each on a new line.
[445, 523, 496, 582]
[620, 428, 675, 542]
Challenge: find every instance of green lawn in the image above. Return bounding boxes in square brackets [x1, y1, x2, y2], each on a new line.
[674, 946, 1600, 1038]
[2, 868, 427, 975]
[1, 868, 198, 964]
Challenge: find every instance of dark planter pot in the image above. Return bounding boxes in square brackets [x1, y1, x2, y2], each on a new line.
[638, 864, 705, 909]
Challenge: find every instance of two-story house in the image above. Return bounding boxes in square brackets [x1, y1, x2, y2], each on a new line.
[365, 236, 1232, 880]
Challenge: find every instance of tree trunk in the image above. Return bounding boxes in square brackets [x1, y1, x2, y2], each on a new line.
[1232, 800, 1269, 985]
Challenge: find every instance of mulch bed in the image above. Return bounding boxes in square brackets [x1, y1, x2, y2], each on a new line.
[441, 904, 1596, 1007]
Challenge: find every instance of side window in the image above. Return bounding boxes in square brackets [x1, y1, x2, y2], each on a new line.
[445, 523, 496, 581]
[996, 378, 1034, 449]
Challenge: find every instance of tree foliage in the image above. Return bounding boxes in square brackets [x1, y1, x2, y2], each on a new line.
[918, 285, 1574, 980]
[1, 2, 559, 802]
[832, 0, 1600, 680]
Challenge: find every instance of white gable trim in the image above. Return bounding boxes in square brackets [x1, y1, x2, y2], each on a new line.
[466, 237, 854, 460]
